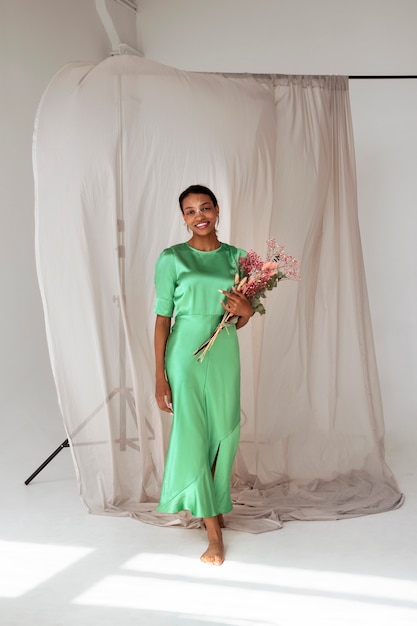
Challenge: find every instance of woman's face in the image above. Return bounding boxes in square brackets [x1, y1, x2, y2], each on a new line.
[182, 193, 219, 237]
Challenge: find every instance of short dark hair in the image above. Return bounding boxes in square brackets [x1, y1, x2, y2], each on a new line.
[178, 185, 218, 213]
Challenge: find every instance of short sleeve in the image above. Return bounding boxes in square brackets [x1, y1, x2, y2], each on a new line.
[235, 247, 247, 268]
[154, 248, 176, 317]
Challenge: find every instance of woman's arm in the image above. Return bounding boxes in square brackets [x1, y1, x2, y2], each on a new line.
[154, 314, 173, 413]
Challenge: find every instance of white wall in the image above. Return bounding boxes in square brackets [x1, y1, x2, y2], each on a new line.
[0, 0, 138, 458]
[137, 0, 417, 75]
[1, 0, 416, 475]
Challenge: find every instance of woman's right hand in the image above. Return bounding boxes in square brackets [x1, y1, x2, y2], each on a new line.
[155, 377, 173, 414]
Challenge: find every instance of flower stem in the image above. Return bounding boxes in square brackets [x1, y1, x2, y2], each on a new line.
[193, 312, 234, 362]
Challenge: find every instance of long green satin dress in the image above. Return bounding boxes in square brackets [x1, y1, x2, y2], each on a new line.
[154, 242, 246, 518]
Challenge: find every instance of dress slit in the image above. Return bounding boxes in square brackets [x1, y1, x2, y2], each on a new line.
[211, 443, 221, 477]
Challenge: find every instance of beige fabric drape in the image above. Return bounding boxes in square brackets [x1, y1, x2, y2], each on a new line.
[33, 57, 403, 533]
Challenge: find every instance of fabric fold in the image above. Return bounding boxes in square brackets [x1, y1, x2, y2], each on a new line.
[33, 56, 403, 533]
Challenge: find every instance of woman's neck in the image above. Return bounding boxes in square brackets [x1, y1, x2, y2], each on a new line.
[187, 235, 221, 252]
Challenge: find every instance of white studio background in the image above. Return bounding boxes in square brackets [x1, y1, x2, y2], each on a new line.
[0, 0, 137, 470]
[1, 0, 416, 484]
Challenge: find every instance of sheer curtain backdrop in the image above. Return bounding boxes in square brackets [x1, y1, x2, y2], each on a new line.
[33, 57, 403, 532]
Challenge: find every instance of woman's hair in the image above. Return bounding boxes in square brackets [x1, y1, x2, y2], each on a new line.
[178, 185, 218, 213]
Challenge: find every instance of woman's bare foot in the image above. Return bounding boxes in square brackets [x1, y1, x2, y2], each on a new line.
[201, 516, 224, 566]
[200, 539, 224, 566]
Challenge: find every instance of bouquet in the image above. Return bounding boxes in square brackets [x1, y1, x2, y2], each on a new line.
[193, 238, 300, 362]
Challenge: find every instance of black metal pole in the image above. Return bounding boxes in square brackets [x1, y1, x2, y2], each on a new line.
[349, 75, 417, 79]
[24, 439, 70, 485]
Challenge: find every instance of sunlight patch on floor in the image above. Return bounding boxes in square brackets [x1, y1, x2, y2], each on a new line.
[123, 553, 417, 603]
[73, 553, 417, 626]
[0, 540, 94, 598]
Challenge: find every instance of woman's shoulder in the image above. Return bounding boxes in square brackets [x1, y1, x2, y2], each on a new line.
[157, 243, 187, 257]
[222, 242, 247, 257]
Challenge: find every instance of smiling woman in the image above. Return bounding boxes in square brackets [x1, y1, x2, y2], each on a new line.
[154, 184, 254, 566]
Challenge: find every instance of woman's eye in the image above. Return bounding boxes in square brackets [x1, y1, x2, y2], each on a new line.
[186, 210, 195, 217]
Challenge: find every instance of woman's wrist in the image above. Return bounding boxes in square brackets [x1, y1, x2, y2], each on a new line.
[242, 308, 255, 318]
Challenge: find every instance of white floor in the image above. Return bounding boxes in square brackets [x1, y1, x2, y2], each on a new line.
[1, 418, 416, 626]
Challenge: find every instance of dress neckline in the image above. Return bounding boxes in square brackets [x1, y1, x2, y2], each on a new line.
[185, 242, 223, 253]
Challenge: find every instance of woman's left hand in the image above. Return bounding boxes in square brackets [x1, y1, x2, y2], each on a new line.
[220, 288, 254, 318]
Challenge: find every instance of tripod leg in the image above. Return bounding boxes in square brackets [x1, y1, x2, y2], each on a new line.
[24, 439, 70, 485]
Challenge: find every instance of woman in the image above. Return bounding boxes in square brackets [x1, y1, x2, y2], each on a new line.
[154, 185, 254, 565]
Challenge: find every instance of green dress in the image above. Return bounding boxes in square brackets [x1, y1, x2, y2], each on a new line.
[154, 242, 246, 518]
